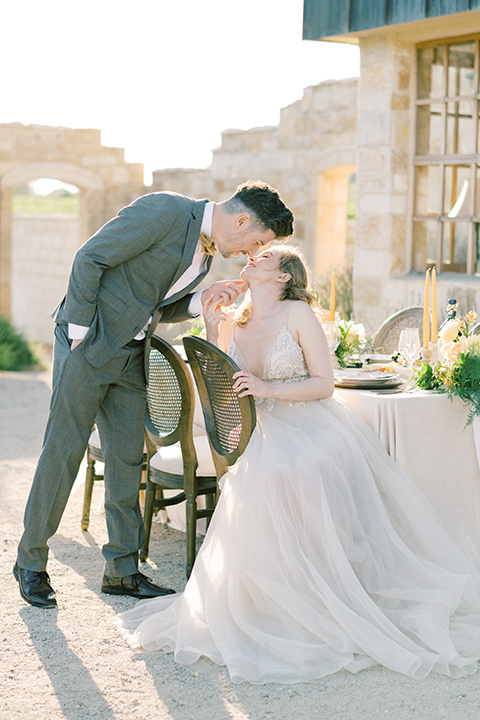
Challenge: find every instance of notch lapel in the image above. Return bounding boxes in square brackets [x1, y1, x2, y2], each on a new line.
[167, 198, 208, 289]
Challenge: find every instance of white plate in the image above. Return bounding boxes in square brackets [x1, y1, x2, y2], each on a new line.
[334, 370, 404, 389]
[360, 353, 395, 364]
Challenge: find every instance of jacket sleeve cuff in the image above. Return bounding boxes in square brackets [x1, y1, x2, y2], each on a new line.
[188, 291, 203, 317]
[68, 323, 89, 340]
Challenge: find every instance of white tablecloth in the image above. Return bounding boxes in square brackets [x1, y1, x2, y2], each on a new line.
[335, 388, 480, 554]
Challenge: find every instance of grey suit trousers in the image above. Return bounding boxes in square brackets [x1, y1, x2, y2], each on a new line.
[17, 322, 147, 577]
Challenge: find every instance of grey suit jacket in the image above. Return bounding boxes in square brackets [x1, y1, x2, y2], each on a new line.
[54, 192, 212, 368]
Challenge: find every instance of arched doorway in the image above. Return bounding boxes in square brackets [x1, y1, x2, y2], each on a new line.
[315, 164, 356, 277]
[1, 162, 105, 343]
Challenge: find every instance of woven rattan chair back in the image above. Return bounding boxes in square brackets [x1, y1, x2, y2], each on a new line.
[183, 336, 256, 475]
[373, 306, 426, 355]
[141, 335, 217, 577]
[145, 336, 195, 455]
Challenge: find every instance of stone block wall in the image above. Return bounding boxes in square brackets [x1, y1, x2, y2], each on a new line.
[353, 35, 414, 332]
[11, 214, 79, 343]
[151, 79, 358, 287]
[0, 123, 145, 330]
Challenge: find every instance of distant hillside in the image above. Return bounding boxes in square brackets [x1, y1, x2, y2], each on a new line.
[12, 193, 79, 214]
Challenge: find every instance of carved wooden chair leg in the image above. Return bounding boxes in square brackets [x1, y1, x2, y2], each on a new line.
[81, 451, 96, 531]
[185, 496, 197, 579]
[139, 480, 157, 562]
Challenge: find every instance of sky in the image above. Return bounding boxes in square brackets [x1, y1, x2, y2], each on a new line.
[2, 0, 359, 185]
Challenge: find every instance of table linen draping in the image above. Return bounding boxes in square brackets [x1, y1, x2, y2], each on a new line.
[336, 388, 480, 555]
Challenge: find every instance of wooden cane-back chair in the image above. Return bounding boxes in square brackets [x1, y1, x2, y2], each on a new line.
[373, 306, 426, 355]
[140, 335, 217, 577]
[81, 428, 147, 531]
[182, 336, 256, 482]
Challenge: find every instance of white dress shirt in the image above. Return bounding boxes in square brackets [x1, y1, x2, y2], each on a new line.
[68, 201, 215, 341]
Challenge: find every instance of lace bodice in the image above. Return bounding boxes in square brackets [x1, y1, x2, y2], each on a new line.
[228, 325, 309, 410]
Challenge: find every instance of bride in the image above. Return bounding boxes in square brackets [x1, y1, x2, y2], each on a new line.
[117, 245, 480, 684]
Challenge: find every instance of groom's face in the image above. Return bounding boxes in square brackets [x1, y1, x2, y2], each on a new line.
[216, 214, 276, 259]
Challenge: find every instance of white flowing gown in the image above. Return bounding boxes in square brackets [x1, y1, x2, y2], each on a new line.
[117, 326, 480, 684]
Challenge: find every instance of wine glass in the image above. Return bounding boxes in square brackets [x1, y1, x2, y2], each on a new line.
[322, 320, 341, 355]
[398, 328, 421, 381]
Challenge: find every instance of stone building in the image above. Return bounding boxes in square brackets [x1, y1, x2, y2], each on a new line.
[0, 124, 144, 342]
[3, 1, 480, 342]
[154, 1, 480, 332]
[150, 78, 358, 295]
[304, 0, 480, 330]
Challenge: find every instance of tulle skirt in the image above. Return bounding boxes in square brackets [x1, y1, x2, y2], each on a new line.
[117, 395, 480, 684]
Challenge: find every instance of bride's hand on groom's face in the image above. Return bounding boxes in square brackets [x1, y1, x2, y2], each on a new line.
[233, 370, 270, 398]
[202, 279, 246, 308]
[202, 295, 227, 326]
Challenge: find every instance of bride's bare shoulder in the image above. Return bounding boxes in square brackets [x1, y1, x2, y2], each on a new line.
[287, 300, 318, 323]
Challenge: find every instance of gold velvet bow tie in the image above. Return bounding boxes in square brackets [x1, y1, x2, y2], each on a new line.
[199, 233, 216, 256]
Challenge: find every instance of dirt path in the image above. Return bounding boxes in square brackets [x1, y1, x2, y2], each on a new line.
[1, 367, 480, 720]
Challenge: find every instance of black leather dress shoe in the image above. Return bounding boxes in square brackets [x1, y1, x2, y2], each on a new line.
[13, 563, 57, 609]
[101, 571, 175, 599]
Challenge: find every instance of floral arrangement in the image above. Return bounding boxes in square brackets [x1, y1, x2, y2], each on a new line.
[335, 319, 367, 367]
[415, 309, 480, 424]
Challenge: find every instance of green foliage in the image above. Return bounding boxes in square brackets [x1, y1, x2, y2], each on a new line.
[0, 316, 39, 371]
[335, 319, 366, 368]
[415, 362, 442, 390]
[12, 193, 79, 214]
[446, 352, 480, 425]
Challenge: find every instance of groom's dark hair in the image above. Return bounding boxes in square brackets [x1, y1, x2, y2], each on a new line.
[225, 181, 294, 239]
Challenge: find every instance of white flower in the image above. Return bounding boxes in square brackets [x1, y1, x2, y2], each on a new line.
[462, 335, 480, 356]
[439, 318, 462, 343]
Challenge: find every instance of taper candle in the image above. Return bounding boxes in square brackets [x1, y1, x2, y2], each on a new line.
[329, 272, 335, 321]
[431, 267, 437, 343]
[423, 268, 430, 349]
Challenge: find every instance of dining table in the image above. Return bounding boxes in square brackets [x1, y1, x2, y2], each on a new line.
[335, 386, 480, 556]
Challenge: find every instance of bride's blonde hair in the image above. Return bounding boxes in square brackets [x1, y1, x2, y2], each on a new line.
[235, 245, 316, 327]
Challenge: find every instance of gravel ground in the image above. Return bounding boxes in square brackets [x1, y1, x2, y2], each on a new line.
[1, 366, 480, 720]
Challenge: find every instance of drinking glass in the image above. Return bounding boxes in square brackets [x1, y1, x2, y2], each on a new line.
[398, 328, 421, 381]
[323, 320, 341, 355]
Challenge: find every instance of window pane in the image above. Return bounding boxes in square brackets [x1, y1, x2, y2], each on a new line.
[415, 166, 441, 215]
[447, 42, 475, 97]
[441, 220, 468, 272]
[418, 46, 444, 99]
[444, 165, 471, 216]
[475, 224, 480, 274]
[476, 167, 480, 215]
[416, 104, 443, 155]
[446, 100, 475, 154]
[413, 220, 438, 271]
[477, 107, 480, 153]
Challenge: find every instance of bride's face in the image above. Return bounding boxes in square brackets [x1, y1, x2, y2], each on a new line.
[240, 248, 284, 285]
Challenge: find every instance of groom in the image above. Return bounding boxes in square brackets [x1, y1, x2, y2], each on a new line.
[14, 180, 294, 608]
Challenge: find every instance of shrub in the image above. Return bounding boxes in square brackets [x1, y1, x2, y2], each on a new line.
[0, 316, 39, 371]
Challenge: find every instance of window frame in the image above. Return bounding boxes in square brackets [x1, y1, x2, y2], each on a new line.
[412, 34, 480, 275]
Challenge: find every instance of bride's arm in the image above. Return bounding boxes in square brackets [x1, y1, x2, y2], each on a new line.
[233, 303, 334, 401]
[202, 295, 235, 353]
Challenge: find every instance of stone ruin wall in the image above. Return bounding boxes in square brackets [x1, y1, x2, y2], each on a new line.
[151, 78, 358, 286]
[0, 124, 145, 342]
[1, 78, 358, 343]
